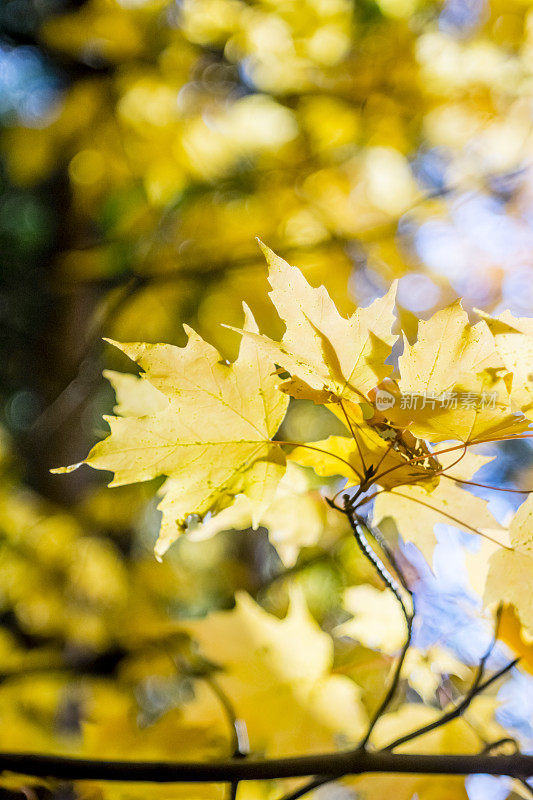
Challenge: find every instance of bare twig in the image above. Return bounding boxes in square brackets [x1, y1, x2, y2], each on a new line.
[480, 739, 519, 755]
[357, 617, 414, 752]
[203, 675, 249, 760]
[274, 775, 336, 800]
[256, 551, 335, 596]
[204, 675, 249, 800]
[341, 499, 414, 751]
[381, 658, 519, 753]
[171, 653, 249, 800]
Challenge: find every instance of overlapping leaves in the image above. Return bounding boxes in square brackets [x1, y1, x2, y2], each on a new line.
[55, 244, 532, 639]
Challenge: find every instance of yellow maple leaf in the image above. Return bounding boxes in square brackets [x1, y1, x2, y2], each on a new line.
[231, 241, 398, 405]
[102, 369, 168, 416]
[497, 604, 533, 675]
[181, 591, 367, 757]
[373, 479, 505, 565]
[477, 309, 533, 420]
[337, 584, 407, 652]
[188, 462, 344, 566]
[484, 494, 533, 638]
[385, 302, 529, 444]
[402, 646, 469, 704]
[288, 426, 440, 491]
[53, 305, 289, 558]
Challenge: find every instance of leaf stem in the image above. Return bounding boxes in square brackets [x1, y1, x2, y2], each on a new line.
[371, 443, 467, 489]
[358, 488, 513, 551]
[339, 399, 367, 477]
[274, 440, 363, 482]
[396, 434, 533, 466]
[442, 474, 533, 494]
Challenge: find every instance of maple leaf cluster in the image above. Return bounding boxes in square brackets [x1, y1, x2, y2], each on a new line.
[55, 243, 533, 646]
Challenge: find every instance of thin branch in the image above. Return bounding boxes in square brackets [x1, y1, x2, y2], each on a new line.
[357, 609, 413, 752]
[352, 445, 470, 516]
[345, 504, 411, 624]
[342, 502, 414, 751]
[204, 674, 249, 760]
[371, 428, 402, 480]
[358, 518, 411, 594]
[417, 611, 507, 755]
[479, 734, 533, 799]
[390, 435, 533, 467]
[229, 770, 241, 800]
[350, 434, 533, 496]
[172, 655, 249, 800]
[275, 775, 336, 800]
[381, 658, 519, 753]
[204, 675, 249, 800]
[480, 739, 519, 755]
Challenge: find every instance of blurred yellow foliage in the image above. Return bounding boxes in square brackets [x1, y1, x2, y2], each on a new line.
[1, 0, 533, 795]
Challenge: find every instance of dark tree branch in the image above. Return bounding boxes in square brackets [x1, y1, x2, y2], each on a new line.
[0, 750, 531, 782]
[345, 504, 411, 623]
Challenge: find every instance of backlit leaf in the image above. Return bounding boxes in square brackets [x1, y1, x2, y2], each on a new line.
[53, 305, 289, 557]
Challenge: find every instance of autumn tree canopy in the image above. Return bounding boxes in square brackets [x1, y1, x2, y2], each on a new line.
[1, 1, 533, 799]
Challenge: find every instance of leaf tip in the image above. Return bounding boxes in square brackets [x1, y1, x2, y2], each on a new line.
[182, 323, 202, 344]
[50, 462, 82, 475]
[388, 278, 399, 297]
[241, 302, 259, 334]
[221, 323, 243, 336]
[102, 337, 122, 350]
[256, 237, 272, 260]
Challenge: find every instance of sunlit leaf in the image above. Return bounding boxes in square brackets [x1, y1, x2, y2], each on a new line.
[53, 305, 289, 557]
